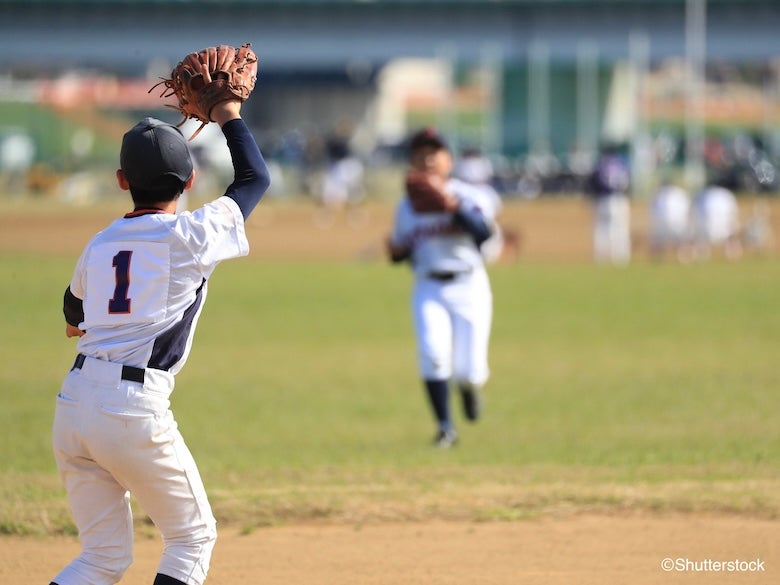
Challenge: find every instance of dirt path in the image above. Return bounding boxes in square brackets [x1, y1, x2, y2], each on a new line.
[2, 196, 779, 264]
[3, 514, 777, 584]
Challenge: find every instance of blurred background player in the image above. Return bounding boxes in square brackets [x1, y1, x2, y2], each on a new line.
[586, 143, 632, 266]
[313, 119, 366, 228]
[690, 181, 742, 260]
[453, 147, 495, 188]
[648, 177, 691, 262]
[386, 128, 499, 448]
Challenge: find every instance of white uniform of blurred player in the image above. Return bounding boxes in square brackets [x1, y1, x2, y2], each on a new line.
[587, 146, 632, 265]
[321, 157, 364, 207]
[315, 125, 365, 228]
[387, 129, 499, 448]
[691, 184, 742, 260]
[649, 180, 691, 261]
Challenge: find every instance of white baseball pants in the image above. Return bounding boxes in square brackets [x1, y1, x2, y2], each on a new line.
[52, 355, 216, 585]
[593, 194, 631, 265]
[412, 268, 492, 385]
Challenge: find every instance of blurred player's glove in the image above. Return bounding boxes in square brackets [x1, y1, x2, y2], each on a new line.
[151, 43, 258, 140]
[405, 170, 457, 213]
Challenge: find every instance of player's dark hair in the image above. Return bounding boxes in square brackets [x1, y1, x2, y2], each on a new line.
[129, 175, 185, 206]
[407, 127, 448, 159]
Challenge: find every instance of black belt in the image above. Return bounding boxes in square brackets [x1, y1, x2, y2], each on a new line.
[72, 354, 146, 384]
[427, 271, 468, 282]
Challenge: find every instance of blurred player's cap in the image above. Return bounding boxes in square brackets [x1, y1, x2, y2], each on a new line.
[408, 127, 448, 153]
[121, 118, 193, 190]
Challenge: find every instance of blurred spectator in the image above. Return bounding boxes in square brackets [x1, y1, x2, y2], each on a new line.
[586, 143, 632, 266]
[0, 128, 35, 194]
[325, 121, 365, 203]
[648, 178, 691, 262]
[314, 120, 366, 228]
[690, 183, 742, 260]
[703, 135, 727, 171]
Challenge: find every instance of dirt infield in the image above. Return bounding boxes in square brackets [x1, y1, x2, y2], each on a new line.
[0, 196, 593, 263]
[3, 515, 777, 584]
[1, 194, 778, 263]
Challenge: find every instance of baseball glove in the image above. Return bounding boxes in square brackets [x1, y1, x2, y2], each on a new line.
[405, 170, 457, 213]
[151, 43, 258, 140]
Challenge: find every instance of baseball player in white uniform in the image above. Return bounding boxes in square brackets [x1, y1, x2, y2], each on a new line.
[587, 145, 632, 265]
[691, 183, 742, 260]
[649, 179, 691, 261]
[387, 129, 498, 448]
[52, 97, 270, 585]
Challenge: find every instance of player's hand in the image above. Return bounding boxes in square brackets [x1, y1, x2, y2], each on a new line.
[385, 236, 411, 263]
[66, 324, 85, 338]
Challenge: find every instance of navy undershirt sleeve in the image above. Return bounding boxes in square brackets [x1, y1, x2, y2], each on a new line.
[63, 286, 84, 326]
[453, 205, 493, 247]
[221, 118, 271, 220]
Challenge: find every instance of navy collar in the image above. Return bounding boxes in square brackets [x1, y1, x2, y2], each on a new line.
[124, 208, 168, 218]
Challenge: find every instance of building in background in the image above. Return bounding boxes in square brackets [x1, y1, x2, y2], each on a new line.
[0, 0, 779, 198]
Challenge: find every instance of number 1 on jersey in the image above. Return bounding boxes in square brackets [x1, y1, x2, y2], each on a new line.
[109, 250, 132, 314]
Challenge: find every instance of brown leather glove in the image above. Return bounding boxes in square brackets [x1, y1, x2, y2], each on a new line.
[151, 43, 258, 140]
[405, 170, 458, 213]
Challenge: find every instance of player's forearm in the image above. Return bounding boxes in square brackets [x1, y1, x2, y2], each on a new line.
[222, 118, 271, 220]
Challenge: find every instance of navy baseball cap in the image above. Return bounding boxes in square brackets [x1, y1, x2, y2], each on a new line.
[408, 127, 448, 153]
[120, 118, 193, 191]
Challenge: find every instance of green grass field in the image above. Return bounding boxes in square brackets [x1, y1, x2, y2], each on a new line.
[1, 248, 779, 535]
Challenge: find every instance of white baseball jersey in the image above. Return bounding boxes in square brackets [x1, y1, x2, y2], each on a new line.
[53, 197, 246, 585]
[693, 185, 740, 244]
[651, 184, 690, 244]
[390, 177, 500, 277]
[70, 196, 248, 375]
